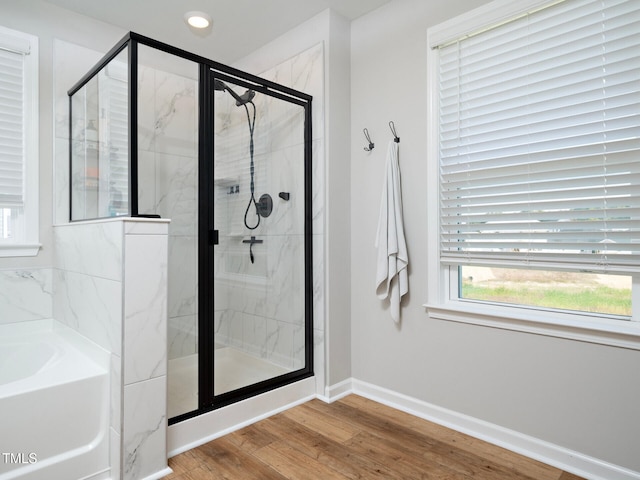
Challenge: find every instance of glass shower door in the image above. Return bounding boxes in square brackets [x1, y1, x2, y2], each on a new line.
[211, 72, 309, 399]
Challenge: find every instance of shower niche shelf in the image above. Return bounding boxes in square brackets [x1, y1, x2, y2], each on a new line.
[214, 176, 240, 187]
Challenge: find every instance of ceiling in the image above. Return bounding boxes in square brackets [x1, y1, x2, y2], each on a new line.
[44, 0, 390, 64]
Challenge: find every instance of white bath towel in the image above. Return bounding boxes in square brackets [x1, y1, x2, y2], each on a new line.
[375, 140, 408, 323]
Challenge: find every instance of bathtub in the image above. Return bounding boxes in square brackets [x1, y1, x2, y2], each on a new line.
[0, 320, 110, 480]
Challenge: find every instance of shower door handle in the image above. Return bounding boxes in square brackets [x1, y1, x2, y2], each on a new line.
[210, 229, 219, 246]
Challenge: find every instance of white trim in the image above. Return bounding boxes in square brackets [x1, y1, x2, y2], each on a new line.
[0, 243, 41, 257]
[350, 379, 640, 480]
[319, 377, 352, 403]
[139, 467, 173, 480]
[425, 302, 640, 351]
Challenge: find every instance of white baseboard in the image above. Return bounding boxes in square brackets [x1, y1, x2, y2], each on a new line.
[322, 378, 640, 480]
[318, 377, 352, 403]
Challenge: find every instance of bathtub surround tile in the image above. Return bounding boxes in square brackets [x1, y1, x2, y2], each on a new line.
[123, 234, 169, 384]
[123, 376, 168, 480]
[53, 268, 122, 355]
[0, 268, 52, 324]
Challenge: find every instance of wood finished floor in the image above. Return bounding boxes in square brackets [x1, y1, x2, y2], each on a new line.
[164, 395, 586, 480]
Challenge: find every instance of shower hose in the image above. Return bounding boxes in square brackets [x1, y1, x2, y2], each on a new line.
[243, 100, 260, 231]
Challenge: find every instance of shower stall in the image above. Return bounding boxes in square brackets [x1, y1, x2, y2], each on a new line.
[68, 33, 313, 423]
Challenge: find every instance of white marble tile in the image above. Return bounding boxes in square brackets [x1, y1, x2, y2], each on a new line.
[53, 268, 122, 355]
[291, 42, 324, 141]
[124, 234, 168, 384]
[54, 136, 70, 225]
[168, 314, 197, 360]
[137, 64, 156, 153]
[111, 354, 122, 431]
[242, 312, 267, 358]
[313, 327, 325, 396]
[123, 376, 167, 480]
[263, 145, 305, 237]
[155, 152, 197, 236]
[215, 309, 244, 349]
[313, 233, 325, 331]
[312, 139, 325, 236]
[0, 268, 53, 324]
[168, 235, 197, 317]
[153, 71, 197, 159]
[265, 234, 305, 325]
[54, 222, 123, 281]
[264, 318, 294, 368]
[123, 219, 170, 235]
[293, 323, 306, 370]
[137, 149, 157, 216]
[110, 427, 121, 480]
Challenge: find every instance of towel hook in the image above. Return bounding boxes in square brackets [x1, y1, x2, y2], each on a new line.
[363, 128, 374, 151]
[389, 121, 400, 143]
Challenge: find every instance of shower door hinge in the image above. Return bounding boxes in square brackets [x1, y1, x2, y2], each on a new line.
[210, 229, 219, 246]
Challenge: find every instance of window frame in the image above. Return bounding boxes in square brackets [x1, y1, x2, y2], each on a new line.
[425, 0, 640, 350]
[0, 25, 39, 257]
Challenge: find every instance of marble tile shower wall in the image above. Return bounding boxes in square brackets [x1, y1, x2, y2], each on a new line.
[137, 64, 199, 362]
[214, 43, 324, 370]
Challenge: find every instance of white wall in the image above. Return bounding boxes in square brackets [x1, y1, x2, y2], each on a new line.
[350, 0, 640, 476]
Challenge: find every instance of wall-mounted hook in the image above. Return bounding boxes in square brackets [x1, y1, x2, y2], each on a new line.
[389, 121, 400, 143]
[363, 128, 374, 151]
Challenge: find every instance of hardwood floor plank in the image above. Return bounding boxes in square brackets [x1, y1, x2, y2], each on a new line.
[253, 441, 350, 480]
[281, 401, 360, 443]
[196, 436, 288, 480]
[223, 422, 279, 454]
[343, 430, 463, 480]
[339, 395, 562, 480]
[164, 395, 586, 480]
[257, 414, 397, 479]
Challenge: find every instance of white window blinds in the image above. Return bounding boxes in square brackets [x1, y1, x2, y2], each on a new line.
[438, 0, 640, 274]
[0, 33, 29, 208]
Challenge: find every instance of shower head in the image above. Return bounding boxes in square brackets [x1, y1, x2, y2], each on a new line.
[214, 79, 256, 106]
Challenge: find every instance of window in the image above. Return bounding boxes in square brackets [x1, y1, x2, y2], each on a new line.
[426, 0, 640, 343]
[0, 26, 39, 256]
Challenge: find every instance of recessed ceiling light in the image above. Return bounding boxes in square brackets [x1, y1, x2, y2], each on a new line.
[185, 11, 212, 29]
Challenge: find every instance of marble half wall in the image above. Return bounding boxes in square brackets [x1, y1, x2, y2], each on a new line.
[53, 218, 170, 480]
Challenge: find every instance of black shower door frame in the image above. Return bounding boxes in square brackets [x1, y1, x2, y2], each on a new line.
[195, 67, 314, 416]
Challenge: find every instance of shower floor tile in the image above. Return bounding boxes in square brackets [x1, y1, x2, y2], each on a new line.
[167, 348, 291, 419]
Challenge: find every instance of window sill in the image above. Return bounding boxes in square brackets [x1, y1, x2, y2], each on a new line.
[0, 244, 41, 257]
[424, 301, 640, 351]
